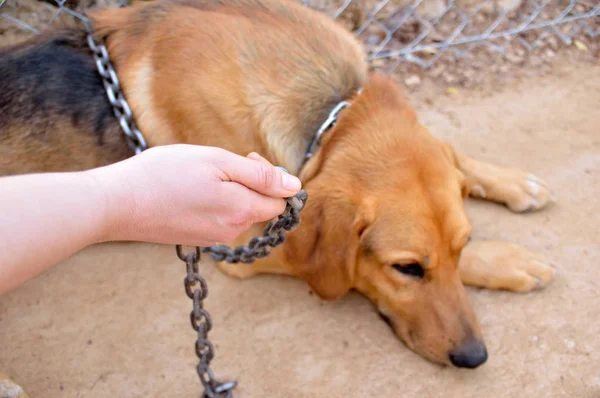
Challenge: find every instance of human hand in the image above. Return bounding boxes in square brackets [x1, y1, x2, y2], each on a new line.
[90, 144, 302, 246]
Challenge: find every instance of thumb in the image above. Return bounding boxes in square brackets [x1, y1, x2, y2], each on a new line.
[220, 152, 302, 198]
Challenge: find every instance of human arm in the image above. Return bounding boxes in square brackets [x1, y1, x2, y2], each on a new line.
[0, 144, 301, 295]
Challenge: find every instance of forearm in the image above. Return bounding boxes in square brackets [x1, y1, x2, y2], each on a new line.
[0, 171, 112, 295]
[0, 145, 301, 295]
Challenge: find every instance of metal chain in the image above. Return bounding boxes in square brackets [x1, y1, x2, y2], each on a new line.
[84, 20, 309, 397]
[174, 190, 307, 397]
[85, 31, 148, 154]
[203, 191, 308, 263]
[176, 246, 237, 398]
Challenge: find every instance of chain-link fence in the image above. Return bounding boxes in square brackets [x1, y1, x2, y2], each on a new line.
[1, 0, 599, 75]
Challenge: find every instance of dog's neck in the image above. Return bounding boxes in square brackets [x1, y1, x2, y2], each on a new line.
[303, 87, 364, 162]
[295, 73, 417, 184]
[299, 90, 362, 173]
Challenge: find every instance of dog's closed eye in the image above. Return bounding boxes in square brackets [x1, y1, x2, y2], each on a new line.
[392, 263, 425, 278]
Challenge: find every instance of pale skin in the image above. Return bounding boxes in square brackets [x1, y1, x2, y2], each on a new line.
[0, 144, 302, 295]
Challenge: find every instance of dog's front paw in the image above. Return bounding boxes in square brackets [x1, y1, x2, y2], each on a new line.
[460, 156, 555, 212]
[459, 241, 556, 293]
[501, 171, 554, 213]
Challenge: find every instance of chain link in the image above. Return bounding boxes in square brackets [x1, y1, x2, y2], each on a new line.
[86, 32, 148, 154]
[203, 192, 308, 263]
[84, 20, 309, 397]
[174, 191, 307, 397]
[176, 246, 237, 398]
[175, 190, 307, 397]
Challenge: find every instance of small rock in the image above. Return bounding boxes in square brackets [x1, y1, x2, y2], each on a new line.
[496, 0, 522, 13]
[443, 73, 457, 84]
[573, 39, 588, 51]
[529, 335, 539, 343]
[417, 0, 446, 20]
[474, 13, 486, 23]
[404, 75, 421, 86]
[371, 58, 385, 68]
[564, 339, 576, 350]
[420, 46, 438, 55]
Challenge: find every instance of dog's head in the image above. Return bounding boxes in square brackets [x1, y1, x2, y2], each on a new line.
[287, 73, 487, 368]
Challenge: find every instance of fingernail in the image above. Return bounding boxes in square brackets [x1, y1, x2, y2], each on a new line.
[281, 170, 301, 192]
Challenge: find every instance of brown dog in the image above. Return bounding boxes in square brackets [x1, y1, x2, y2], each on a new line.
[0, 0, 555, 369]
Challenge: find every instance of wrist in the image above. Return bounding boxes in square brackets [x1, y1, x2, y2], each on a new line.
[84, 163, 135, 243]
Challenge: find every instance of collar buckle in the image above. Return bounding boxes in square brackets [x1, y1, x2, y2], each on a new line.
[303, 100, 352, 164]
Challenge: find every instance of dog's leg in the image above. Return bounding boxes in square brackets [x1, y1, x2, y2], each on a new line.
[458, 240, 555, 293]
[456, 153, 553, 212]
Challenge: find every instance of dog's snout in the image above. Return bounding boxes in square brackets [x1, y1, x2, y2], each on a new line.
[448, 339, 488, 369]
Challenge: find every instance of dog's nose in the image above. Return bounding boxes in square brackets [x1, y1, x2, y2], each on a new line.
[448, 339, 488, 369]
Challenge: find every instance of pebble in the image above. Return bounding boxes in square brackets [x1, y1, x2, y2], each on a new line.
[405, 75, 421, 86]
[529, 335, 539, 343]
[564, 339, 576, 350]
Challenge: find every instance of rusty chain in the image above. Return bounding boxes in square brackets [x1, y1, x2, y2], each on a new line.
[84, 17, 309, 397]
[203, 191, 308, 263]
[175, 191, 307, 397]
[176, 246, 237, 398]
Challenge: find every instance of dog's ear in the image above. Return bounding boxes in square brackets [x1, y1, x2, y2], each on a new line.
[283, 191, 363, 301]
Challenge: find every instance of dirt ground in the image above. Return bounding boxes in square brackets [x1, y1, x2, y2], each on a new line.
[1, 49, 599, 397]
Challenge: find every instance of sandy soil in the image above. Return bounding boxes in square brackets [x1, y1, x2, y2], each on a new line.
[1, 40, 600, 398]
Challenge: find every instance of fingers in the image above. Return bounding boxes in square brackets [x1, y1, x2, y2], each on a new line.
[220, 151, 301, 198]
[246, 187, 287, 223]
[222, 181, 287, 226]
[246, 152, 267, 163]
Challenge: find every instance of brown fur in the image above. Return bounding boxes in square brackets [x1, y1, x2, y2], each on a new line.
[0, 0, 555, 368]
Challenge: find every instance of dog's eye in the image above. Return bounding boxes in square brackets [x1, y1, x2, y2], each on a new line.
[392, 263, 424, 278]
